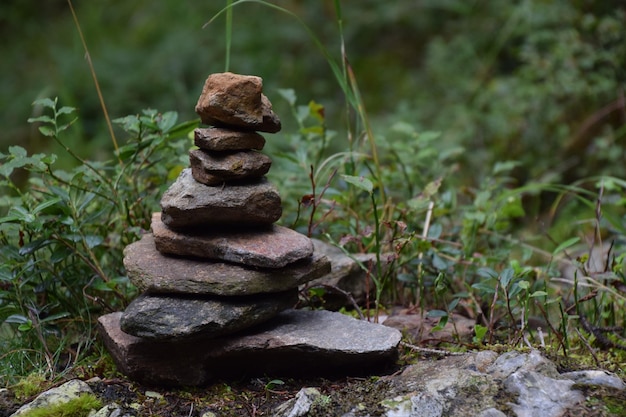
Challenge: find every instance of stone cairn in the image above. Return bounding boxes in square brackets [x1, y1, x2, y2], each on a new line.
[98, 72, 401, 387]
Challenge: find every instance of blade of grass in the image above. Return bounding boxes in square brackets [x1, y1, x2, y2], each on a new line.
[67, 0, 121, 163]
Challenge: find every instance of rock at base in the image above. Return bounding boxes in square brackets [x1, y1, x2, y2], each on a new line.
[124, 234, 330, 296]
[120, 290, 297, 340]
[160, 168, 282, 229]
[98, 309, 402, 387]
[152, 213, 313, 268]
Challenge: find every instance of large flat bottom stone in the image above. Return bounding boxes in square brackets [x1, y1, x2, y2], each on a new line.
[98, 309, 401, 387]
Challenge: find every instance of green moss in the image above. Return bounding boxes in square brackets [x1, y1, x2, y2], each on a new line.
[18, 393, 102, 417]
[12, 373, 48, 401]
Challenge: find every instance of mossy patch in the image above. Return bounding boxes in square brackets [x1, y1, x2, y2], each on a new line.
[17, 393, 101, 417]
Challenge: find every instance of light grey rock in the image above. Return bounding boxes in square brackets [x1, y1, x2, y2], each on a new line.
[124, 233, 330, 296]
[152, 212, 313, 268]
[487, 349, 559, 379]
[478, 408, 508, 417]
[561, 370, 626, 389]
[10, 380, 94, 417]
[189, 149, 272, 185]
[160, 169, 282, 229]
[98, 309, 402, 386]
[274, 387, 322, 417]
[392, 353, 501, 416]
[382, 392, 444, 417]
[120, 290, 297, 340]
[194, 72, 281, 133]
[504, 370, 583, 417]
[91, 403, 123, 417]
[194, 127, 266, 151]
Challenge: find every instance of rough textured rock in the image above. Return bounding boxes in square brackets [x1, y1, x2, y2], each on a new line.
[273, 388, 322, 417]
[120, 290, 297, 340]
[561, 370, 625, 389]
[98, 309, 402, 386]
[194, 127, 266, 151]
[373, 349, 593, 417]
[10, 380, 94, 417]
[189, 149, 272, 185]
[194, 72, 281, 133]
[152, 212, 313, 268]
[160, 168, 282, 229]
[124, 233, 330, 296]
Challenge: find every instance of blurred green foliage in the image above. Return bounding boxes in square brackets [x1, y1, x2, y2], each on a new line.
[3, 1, 625, 192]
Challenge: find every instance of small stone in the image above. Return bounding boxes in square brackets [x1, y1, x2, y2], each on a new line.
[189, 149, 272, 185]
[120, 290, 297, 340]
[560, 370, 626, 390]
[152, 213, 313, 268]
[124, 234, 330, 296]
[160, 168, 282, 229]
[194, 72, 281, 133]
[194, 127, 266, 151]
[98, 309, 402, 386]
[273, 388, 322, 417]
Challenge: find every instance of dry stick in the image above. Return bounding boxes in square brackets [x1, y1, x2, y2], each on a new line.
[534, 299, 567, 354]
[399, 341, 465, 357]
[574, 327, 600, 367]
[67, 0, 121, 163]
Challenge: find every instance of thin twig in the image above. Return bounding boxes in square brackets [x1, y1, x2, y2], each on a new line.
[399, 341, 465, 357]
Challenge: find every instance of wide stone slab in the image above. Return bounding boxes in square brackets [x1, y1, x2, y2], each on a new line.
[189, 149, 272, 185]
[124, 234, 330, 295]
[98, 309, 402, 386]
[152, 213, 313, 268]
[194, 72, 281, 133]
[194, 127, 266, 151]
[160, 168, 282, 229]
[120, 290, 297, 340]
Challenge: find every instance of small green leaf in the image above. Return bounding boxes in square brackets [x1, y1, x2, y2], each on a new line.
[342, 174, 373, 194]
[27, 115, 54, 124]
[38, 125, 55, 137]
[426, 309, 448, 318]
[552, 237, 580, 256]
[32, 197, 61, 214]
[32, 97, 56, 109]
[56, 106, 76, 115]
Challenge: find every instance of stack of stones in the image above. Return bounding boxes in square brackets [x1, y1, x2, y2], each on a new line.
[98, 72, 402, 386]
[117, 72, 331, 342]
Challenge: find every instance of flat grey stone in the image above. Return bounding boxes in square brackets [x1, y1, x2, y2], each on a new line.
[194, 127, 265, 151]
[124, 233, 330, 296]
[194, 72, 281, 133]
[98, 309, 402, 386]
[152, 212, 313, 268]
[560, 370, 626, 389]
[189, 148, 272, 185]
[120, 290, 297, 340]
[160, 168, 282, 229]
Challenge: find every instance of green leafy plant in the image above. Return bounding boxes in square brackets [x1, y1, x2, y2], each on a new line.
[0, 98, 196, 384]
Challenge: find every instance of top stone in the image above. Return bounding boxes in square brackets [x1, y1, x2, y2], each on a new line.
[195, 72, 281, 133]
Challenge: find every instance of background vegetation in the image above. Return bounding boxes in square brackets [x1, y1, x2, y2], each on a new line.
[1, 0, 626, 386]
